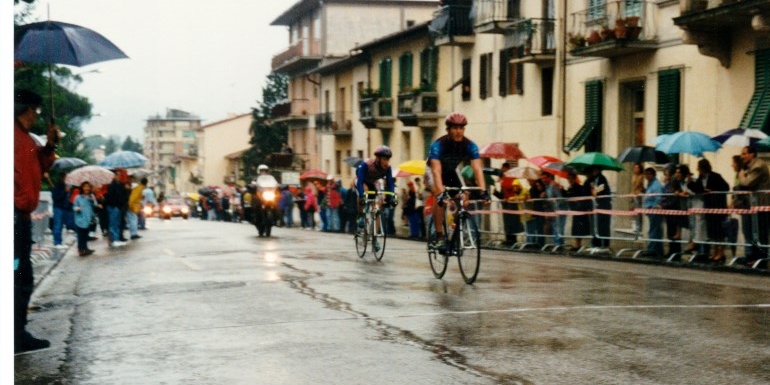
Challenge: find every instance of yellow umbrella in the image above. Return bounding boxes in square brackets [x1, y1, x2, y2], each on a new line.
[187, 192, 201, 201]
[396, 159, 426, 176]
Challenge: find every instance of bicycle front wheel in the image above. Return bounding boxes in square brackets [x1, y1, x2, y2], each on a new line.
[354, 218, 367, 258]
[457, 214, 481, 284]
[371, 210, 387, 261]
[427, 218, 448, 279]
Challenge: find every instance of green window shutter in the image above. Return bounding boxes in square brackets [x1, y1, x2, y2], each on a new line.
[565, 80, 603, 152]
[423, 128, 434, 159]
[739, 49, 770, 133]
[479, 53, 489, 100]
[499, 48, 510, 97]
[420, 49, 429, 89]
[657, 69, 681, 136]
[399, 52, 413, 92]
[379, 58, 392, 97]
[382, 130, 391, 146]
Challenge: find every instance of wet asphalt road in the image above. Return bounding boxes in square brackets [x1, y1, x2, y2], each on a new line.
[15, 218, 770, 385]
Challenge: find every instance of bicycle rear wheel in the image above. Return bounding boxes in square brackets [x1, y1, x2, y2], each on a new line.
[427, 218, 448, 279]
[371, 210, 386, 261]
[457, 214, 481, 284]
[354, 217, 367, 258]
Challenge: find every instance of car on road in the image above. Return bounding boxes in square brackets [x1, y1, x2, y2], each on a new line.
[159, 197, 190, 219]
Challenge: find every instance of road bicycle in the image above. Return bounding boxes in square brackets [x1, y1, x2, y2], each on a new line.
[355, 191, 396, 261]
[427, 186, 483, 284]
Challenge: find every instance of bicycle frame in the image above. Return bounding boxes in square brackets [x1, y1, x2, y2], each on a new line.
[428, 186, 483, 284]
[355, 190, 396, 261]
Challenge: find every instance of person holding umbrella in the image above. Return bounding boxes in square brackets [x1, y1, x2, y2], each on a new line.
[585, 165, 612, 248]
[14, 88, 58, 353]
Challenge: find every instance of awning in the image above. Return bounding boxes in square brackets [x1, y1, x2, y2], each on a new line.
[447, 76, 468, 91]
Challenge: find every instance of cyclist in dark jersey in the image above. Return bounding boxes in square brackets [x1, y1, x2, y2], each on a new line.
[428, 112, 488, 247]
[355, 146, 396, 224]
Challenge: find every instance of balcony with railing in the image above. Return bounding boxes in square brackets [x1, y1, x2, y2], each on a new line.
[674, 0, 770, 68]
[473, 0, 521, 34]
[397, 91, 440, 127]
[315, 111, 332, 132]
[429, 2, 475, 46]
[568, 1, 658, 58]
[271, 38, 322, 74]
[358, 95, 395, 129]
[503, 18, 556, 64]
[271, 99, 310, 127]
[332, 111, 352, 136]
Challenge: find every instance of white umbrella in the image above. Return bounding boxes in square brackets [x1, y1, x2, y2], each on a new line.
[65, 165, 115, 186]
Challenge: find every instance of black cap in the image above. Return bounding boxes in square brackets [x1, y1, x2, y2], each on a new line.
[14, 88, 43, 107]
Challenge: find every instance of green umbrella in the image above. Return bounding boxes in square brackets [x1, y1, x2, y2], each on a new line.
[566, 152, 625, 172]
[460, 165, 495, 186]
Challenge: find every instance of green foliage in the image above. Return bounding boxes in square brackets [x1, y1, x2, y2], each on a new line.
[121, 136, 143, 153]
[242, 72, 289, 182]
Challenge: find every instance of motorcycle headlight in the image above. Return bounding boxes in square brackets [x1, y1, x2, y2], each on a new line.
[263, 191, 276, 201]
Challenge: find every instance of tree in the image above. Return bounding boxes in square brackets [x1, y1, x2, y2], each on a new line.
[241, 72, 289, 182]
[121, 136, 143, 153]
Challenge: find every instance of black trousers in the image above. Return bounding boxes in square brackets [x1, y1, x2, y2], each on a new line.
[14, 209, 34, 335]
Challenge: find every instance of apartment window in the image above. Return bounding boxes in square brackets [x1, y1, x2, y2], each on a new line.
[419, 47, 438, 91]
[739, 49, 770, 131]
[624, 0, 643, 17]
[423, 129, 435, 159]
[479, 53, 493, 100]
[399, 52, 413, 93]
[382, 130, 391, 146]
[565, 80, 603, 152]
[587, 0, 606, 22]
[379, 57, 392, 97]
[541, 67, 553, 116]
[462, 58, 472, 101]
[499, 47, 524, 96]
[657, 69, 681, 135]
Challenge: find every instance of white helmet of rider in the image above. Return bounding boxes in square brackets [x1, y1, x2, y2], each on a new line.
[257, 164, 270, 173]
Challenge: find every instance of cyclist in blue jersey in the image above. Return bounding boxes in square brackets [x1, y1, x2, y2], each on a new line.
[355, 146, 396, 226]
[428, 112, 489, 248]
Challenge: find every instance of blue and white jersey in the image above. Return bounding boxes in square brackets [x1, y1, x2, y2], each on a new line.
[427, 135, 480, 188]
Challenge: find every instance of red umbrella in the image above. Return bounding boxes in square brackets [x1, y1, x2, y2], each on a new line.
[478, 142, 526, 159]
[527, 155, 562, 168]
[300, 169, 328, 181]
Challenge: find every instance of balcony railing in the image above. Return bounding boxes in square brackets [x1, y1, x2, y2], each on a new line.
[397, 91, 440, 127]
[568, 1, 658, 58]
[315, 112, 332, 131]
[271, 99, 311, 126]
[473, 0, 521, 34]
[359, 97, 395, 129]
[674, 0, 770, 68]
[271, 38, 322, 73]
[429, 3, 475, 46]
[503, 18, 556, 62]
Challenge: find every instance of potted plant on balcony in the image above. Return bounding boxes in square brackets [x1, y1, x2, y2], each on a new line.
[587, 29, 602, 45]
[599, 22, 615, 41]
[568, 32, 587, 49]
[360, 88, 381, 100]
[615, 17, 642, 40]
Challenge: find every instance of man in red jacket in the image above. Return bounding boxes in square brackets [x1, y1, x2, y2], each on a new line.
[14, 89, 59, 353]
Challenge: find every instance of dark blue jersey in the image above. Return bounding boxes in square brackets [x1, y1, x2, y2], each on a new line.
[427, 135, 480, 187]
[355, 158, 394, 197]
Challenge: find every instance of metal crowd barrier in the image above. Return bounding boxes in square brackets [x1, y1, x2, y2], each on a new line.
[466, 189, 769, 269]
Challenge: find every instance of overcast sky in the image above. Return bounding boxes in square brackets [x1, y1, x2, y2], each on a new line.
[17, 0, 292, 140]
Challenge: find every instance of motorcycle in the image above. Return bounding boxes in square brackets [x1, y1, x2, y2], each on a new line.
[253, 175, 280, 237]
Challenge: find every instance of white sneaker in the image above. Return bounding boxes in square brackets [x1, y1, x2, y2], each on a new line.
[110, 241, 127, 247]
[53, 244, 68, 250]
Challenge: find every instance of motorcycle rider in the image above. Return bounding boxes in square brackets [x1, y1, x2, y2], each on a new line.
[252, 164, 280, 236]
[354, 146, 397, 228]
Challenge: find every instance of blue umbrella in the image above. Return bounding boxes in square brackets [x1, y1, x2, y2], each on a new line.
[51, 156, 87, 171]
[15, 20, 129, 66]
[655, 131, 721, 157]
[15, 20, 129, 119]
[100, 151, 148, 168]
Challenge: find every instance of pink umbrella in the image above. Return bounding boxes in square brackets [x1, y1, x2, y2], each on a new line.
[64, 165, 114, 186]
[479, 142, 526, 159]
